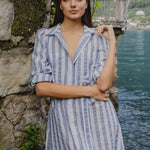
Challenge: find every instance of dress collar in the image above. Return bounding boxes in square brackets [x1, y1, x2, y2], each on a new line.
[45, 23, 96, 36]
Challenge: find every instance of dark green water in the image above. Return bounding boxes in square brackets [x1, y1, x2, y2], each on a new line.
[117, 30, 150, 150]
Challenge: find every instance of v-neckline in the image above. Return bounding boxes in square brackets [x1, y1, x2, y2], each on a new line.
[61, 32, 84, 62]
[55, 24, 93, 64]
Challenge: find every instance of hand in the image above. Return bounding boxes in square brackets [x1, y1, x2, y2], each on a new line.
[96, 25, 116, 44]
[91, 84, 109, 102]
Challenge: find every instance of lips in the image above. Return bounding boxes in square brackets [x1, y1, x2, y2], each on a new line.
[69, 10, 78, 14]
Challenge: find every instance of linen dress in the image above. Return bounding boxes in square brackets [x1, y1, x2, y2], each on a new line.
[29, 24, 124, 150]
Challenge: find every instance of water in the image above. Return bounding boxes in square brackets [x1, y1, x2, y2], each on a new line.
[117, 30, 150, 150]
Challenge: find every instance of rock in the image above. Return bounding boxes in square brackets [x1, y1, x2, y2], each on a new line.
[136, 10, 145, 16]
[0, 94, 50, 149]
[0, 0, 51, 149]
[1, 95, 26, 125]
[28, 32, 36, 44]
[0, 47, 33, 97]
[0, 110, 16, 150]
[0, 0, 14, 41]
[11, 35, 24, 45]
[12, 0, 45, 39]
[0, 0, 46, 50]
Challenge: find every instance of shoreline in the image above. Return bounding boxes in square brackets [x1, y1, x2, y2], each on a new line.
[126, 26, 150, 31]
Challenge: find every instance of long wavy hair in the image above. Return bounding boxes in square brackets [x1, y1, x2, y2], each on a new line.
[50, 0, 93, 28]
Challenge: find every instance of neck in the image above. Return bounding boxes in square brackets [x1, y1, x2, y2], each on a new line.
[61, 17, 83, 33]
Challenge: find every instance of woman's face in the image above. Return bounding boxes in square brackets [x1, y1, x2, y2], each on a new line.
[60, 0, 88, 21]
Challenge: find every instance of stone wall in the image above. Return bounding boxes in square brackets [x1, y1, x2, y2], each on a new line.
[0, 0, 14, 41]
[0, 0, 51, 149]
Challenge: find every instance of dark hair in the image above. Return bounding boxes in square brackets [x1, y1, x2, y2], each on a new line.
[50, 0, 93, 28]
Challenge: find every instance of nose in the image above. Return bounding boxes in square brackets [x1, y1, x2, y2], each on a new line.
[70, 0, 76, 7]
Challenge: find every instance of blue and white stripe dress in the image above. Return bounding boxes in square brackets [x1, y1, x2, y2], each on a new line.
[29, 24, 124, 150]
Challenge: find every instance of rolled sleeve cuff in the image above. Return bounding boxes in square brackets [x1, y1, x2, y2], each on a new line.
[30, 73, 53, 88]
[92, 64, 103, 81]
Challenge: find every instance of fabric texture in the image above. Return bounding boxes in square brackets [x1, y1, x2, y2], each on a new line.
[29, 24, 124, 150]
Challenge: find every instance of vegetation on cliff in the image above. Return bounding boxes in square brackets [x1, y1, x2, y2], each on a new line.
[129, 0, 150, 9]
[127, 0, 150, 29]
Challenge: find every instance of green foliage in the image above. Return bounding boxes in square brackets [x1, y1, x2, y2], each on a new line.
[20, 124, 41, 150]
[129, 0, 150, 9]
[94, 1, 101, 9]
[91, 1, 101, 19]
[128, 6, 150, 28]
[0, 146, 4, 150]
[127, 0, 150, 28]
[50, 0, 56, 25]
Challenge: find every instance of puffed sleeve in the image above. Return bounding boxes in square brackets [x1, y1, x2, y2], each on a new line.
[92, 35, 109, 81]
[29, 29, 53, 88]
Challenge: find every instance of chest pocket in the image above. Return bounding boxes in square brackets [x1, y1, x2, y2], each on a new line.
[81, 44, 98, 86]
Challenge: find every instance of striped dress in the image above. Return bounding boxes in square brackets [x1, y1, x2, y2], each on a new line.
[29, 24, 124, 150]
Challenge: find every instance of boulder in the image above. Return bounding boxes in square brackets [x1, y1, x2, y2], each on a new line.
[0, 94, 50, 149]
[0, 0, 14, 41]
[0, 48, 32, 97]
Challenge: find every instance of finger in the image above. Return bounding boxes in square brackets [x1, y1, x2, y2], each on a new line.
[96, 27, 102, 35]
[105, 90, 109, 94]
[101, 26, 109, 34]
[105, 93, 109, 98]
[103, 97, 109, 102]
[96, 26, 106, 33]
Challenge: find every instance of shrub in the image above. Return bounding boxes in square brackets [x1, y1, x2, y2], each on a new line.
[20, 124, 41, 150]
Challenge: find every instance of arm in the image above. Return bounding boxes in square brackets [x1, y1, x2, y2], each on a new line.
[30, 29, 109, 101]
[35, 82, 109, 101]
[36, 82, 91, 98]
[96, 25, 116, 92]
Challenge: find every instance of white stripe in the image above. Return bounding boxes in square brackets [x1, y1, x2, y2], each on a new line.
[59, 101, 68, 149]
[61, 47, 65, 85]
[89, 104, 102, 149]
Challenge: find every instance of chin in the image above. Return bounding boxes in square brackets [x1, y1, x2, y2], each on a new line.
[68, 15, 82, 21]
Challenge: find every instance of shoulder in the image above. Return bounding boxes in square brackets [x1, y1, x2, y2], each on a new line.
[86, 27, 109, 48]
[35, 25, 58, 38]
[85, 26, 106, 41]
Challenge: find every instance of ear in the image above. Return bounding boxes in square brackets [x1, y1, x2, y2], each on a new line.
[60, 3, 62, 10]
[85, 1, 88, 9]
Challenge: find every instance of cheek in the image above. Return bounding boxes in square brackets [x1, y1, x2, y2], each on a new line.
[80, 6, 87, 15]
[61, 6, 68, 14]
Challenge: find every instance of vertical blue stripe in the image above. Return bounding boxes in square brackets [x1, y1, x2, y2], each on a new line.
[83, 98, 93, 150]
[98, 102, 109, 150]
[64, 101, 77, 150]
[53, 104, 61, 150]
[71, 65, 84, 149]
[58, 41, 62, 84]
[92, 103, 103, 148]
[77, 56, 81, 86]
[58, 101, 70, 149]
[104, 102, 114, 149]
[51, 102, 58, 150]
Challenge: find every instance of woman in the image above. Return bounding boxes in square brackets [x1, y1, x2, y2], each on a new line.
[29, 0, 124, 149]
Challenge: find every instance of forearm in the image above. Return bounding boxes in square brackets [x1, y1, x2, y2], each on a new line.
[35, 82, 92, 99]
[96, 41, 116, 92]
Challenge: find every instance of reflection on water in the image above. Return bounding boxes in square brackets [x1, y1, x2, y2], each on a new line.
[117, 30, 150, 150]
[118, 89, 150, 150]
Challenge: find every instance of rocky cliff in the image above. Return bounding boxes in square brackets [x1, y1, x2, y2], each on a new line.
[0, 0, 51, 149]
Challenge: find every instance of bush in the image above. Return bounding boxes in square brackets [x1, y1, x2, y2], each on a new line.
[20, 124, 42, 150]
[0, 146, 4, 150]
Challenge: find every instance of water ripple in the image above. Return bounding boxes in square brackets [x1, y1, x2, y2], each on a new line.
[117, 30, 150, 150]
